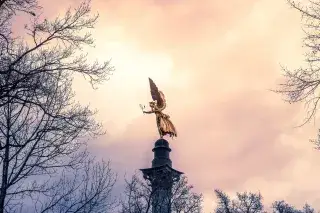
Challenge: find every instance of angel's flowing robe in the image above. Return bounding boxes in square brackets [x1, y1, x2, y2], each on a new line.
[155, 111, 177, 138]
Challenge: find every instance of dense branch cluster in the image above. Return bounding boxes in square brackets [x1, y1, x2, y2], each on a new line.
[0, 0, 115, 212]
[214, 190, 315, 213]
[274, 0, 320, 126]
[120, 174, 203, 213]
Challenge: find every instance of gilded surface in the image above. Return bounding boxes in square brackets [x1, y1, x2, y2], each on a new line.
[140, 78, 177, 139]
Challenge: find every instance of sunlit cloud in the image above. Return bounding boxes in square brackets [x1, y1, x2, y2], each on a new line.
[31, 0, 320, 212]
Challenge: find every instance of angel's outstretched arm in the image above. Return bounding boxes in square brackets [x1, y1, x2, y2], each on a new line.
[143, 110, 154, 114]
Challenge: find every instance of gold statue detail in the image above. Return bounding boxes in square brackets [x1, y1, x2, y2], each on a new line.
[140, 78, 177, 139]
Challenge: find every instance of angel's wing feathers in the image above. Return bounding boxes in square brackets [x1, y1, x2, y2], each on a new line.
[159, 91, 166, 106]
[149, 78, 159, 101]
[148, 78, 166, 109]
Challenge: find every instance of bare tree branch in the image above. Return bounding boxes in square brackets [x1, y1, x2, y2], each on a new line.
[0, 0, 39, 16]
[214, 190, 265, 213]
[0, 0, 115, 212]
[31, 159, 118, 213]
[214, 190, 317, 213]
[273, 0, 320, 127]
[0, 0, 114, 109]
[120, 173, 203, 213]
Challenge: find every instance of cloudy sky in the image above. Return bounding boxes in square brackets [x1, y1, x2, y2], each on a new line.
[28, 0, 320, 212]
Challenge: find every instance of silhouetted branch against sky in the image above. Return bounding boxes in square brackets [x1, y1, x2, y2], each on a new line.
[0, 0, 39, 58]
[273, 0, 320, 127]
[120, 173, 203, 213]
[214, 189, 264, 213]
[0, 0, 38, 15]
[0, 0, 116, 212]
[32, 159, 118, 213]
[0, 0, 114, 108]
[214, 190, 316, 213]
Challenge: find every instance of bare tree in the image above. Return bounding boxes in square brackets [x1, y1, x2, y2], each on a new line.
[120, 174, 203, 213]
[273, 0, 320, 126]
[0, 0, 115, 212]
[0, 0, 39, 72]
[308, 128, 320, 149]
[214, 190, 232, 213]
[302, 204, 316, 213]
[0, 0, 113, 108]
[214, 189, 264, 213]
[272, 200, 300, 213]
[0, 0, 38, 16]
[214, 190, 317, 213]
[28, 159, 117, 213]
[272, 200, 315, 213]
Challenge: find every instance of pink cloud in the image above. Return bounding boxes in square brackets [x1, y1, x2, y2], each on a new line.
[32, 0, 320, 211]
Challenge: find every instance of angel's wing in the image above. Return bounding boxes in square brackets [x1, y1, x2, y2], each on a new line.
[149, 78, 166, 109]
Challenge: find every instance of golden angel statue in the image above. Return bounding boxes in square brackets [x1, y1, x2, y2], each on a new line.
[140, 78, 177, 139]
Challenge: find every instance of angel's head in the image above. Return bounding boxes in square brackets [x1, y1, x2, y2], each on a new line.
[149, 101, 156, 108]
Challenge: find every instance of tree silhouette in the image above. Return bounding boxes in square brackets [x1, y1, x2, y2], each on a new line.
[214, 190, 317, 213]
[272, 200, 315, 213]
[273, 0, 320, 127]
[214, 189, 264, 213]
[120, 174, 203, 213]
[0, 0, 115, 212]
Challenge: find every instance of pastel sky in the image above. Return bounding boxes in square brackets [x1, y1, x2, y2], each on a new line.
[21, 0, 320, 212]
